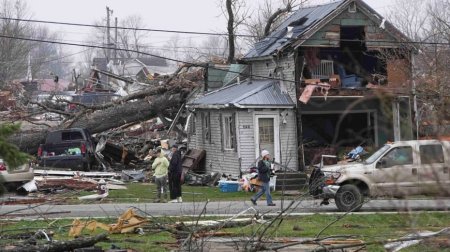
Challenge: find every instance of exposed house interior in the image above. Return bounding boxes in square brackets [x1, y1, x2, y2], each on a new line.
[302, 25, 397, 88]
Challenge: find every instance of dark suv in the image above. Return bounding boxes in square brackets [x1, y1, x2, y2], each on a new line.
[37, 128, 95, 171]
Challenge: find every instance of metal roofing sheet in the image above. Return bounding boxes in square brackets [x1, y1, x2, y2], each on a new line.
[245, 0, 345, 59]
[189, 79, 294, 107]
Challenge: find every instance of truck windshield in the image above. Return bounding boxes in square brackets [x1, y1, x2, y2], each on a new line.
[364, 145, 391, 164]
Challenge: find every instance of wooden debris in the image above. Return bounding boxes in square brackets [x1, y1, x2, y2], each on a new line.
[0, 233, 108, 252]
[36, 179, 97, 191]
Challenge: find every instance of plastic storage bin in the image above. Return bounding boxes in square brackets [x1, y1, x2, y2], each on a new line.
[269, 175, 277, 192]
[219, 181, 240, 192]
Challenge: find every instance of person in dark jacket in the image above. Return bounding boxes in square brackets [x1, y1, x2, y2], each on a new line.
[168, 144, 183, 203]
[250, 150, 275, 206]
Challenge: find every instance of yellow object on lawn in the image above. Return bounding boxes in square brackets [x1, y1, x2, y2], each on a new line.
[68, 208, 148, 237]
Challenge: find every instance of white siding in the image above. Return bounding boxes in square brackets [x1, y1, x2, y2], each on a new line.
[189, 109, 240, 176]
[250, 56, 297, 102]
[278, 109, 298, 170]
[187, 108, 298, 175]
[237, 110, 256, 170]
[186, 113, 198, 149]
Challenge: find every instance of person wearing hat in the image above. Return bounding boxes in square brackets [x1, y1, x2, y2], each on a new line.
[152, 148, 169, 203]
[250, 150, 276, 206]
[168, 144, 183, 203]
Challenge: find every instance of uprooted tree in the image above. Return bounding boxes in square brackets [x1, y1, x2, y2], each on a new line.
[9, 64, 203, 154]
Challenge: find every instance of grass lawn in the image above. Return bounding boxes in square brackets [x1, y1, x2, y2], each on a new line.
[0, 212, 448, 251]
[222, 212, 450, 251]
[74, 182, 308, 204]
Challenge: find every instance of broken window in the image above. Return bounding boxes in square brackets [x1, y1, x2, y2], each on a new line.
[202, 112, 211, 144]
[222, 114, 236, 150]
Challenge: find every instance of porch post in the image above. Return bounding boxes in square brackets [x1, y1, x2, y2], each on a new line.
[295, 50, 306, 171]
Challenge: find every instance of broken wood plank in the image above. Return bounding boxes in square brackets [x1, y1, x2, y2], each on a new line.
[0, 233, 108, 252]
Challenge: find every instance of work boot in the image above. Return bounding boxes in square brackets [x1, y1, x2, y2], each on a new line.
[177, 197, 183, 203]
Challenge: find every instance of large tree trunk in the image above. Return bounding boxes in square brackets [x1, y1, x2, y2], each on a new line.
[226, 0, 235, 64]
[264, 3, 292, 37]
[12, 94, 183, 154]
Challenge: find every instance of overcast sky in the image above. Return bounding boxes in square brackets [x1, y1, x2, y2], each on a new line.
[22, 0, 395, 61]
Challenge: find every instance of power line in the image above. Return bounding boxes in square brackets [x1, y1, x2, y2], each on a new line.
[0, 16, 242, 38]
[0, 33, 297, 84]
[2, 16, 450, 45]
[0, 48, 91, 64]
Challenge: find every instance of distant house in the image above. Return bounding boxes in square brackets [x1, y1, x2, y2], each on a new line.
[187, 0, 415, 175]
[20, 78, 69, 93]
[90, 57, 173, 86]
[37, 79, 70, 92]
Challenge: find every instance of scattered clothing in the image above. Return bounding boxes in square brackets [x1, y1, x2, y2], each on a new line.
[299, 84, 316, 104]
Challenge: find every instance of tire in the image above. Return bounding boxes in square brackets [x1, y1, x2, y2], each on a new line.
[335, 184, 363, 212]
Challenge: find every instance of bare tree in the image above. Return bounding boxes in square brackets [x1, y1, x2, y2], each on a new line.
[199, 36, 228, 62]
[116, 15, 148, 59]
[385, 0, 428, 42]
[242, 0, 307, 46]
[0, 0, 32, 87]
[0, 0, 63, 87]
[220, 0, 249, 63]
[380, 0, 450, 137]
[30, 26, 66, 79]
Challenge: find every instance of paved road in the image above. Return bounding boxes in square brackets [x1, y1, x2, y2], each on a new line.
[1, 198, 449, 219]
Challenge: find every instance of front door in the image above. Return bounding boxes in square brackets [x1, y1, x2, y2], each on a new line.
[255, 115, 280, 162]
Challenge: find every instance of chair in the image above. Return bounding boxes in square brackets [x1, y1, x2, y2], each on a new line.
[311, 60, 334, 79]
[337, 65, 363, 88]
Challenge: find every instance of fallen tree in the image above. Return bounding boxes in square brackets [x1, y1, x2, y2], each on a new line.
[1, 233, 108, 252]
[10, 64, 202, 154]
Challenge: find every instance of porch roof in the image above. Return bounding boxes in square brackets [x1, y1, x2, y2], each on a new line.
[188, 79, 295, 109]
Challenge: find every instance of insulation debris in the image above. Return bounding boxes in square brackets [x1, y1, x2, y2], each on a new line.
[68, 208, 148, 237]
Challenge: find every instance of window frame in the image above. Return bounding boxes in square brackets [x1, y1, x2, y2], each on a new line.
[419, 144, 445, 164]
[202, 112, 211, 144]
[380, 146, 413, 168]
[222, 113, 236, 150]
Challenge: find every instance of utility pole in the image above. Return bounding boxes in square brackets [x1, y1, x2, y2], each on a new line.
[106, 7, 112, 62]
[114, 17, 118, 63]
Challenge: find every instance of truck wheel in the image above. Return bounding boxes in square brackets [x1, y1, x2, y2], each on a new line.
[335, 184, 363, 212]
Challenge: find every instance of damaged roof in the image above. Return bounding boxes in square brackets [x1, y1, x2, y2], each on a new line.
[244, 0, 411, 59]
[188, 80, 294, 109]
[245, 0, 345, 59]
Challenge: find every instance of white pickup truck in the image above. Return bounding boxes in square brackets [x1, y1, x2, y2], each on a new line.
[309, 140, 450, 211]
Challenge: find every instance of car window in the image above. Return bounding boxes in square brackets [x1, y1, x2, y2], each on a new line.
[365, 145, 390, 164]
[381, 146, 413, 168]
[420, 144, 444, 164]
[61, 131, 83, 141]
